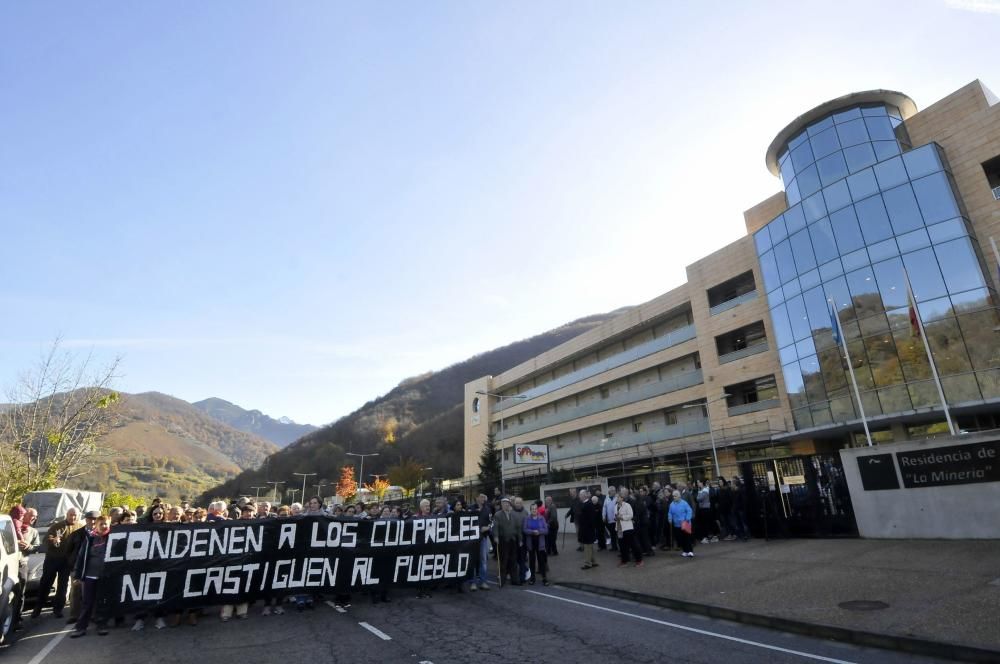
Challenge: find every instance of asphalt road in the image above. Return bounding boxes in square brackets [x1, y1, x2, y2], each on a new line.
[5, 584, 947, 664]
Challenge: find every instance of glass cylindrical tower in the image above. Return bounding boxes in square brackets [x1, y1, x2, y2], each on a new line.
[754, 91, 999, 433]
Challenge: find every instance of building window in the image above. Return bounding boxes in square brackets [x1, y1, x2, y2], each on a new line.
[726, 375, 779, 407]
[664, 410, 678, 426]
[600, 386, 610, 399]
[472, 397, 480, 413]
[983, 155, 1000, 200]
[707, 271, 757, 310]
[632, 422, 642, 433]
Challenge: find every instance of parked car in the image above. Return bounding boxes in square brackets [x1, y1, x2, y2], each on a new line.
[0, 514, 21, 647]
[21, 489, 103, 597]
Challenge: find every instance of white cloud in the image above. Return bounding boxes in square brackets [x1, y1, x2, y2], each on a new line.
[945, 0, 1000, 14]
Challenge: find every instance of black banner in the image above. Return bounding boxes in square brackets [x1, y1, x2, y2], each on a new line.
[98, 515, 480, 612]
[896, 440, 1000, 488]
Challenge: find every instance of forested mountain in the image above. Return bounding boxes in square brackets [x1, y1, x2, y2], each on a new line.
[200, 309, 631, 503]
[192, 397, 317, 447]
[81, 392, 278, 501]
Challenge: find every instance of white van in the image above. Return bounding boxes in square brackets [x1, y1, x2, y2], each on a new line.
[0, 514, 21, 646]
[21, 489, 103, 595]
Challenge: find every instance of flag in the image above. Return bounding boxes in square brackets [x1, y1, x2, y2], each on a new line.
[829, 304, 841, 345]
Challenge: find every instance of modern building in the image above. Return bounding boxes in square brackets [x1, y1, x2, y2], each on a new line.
[462, 80, 1000, 536]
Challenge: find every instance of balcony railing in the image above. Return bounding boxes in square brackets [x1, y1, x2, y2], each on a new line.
[503, 417, 712, 466]
[493, 323, 697, 411]
[992, 185, 1000, 201]
[717, 341, 769, 365]
[727, 398, 781, 417]
[499, 370, 704, 439]
[709, 290, 758, 316]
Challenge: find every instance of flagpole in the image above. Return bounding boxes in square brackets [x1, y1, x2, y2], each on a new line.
[831, 303, 873, 447]
[902, 267, 958, 436]
[990, 237, 1000, 287]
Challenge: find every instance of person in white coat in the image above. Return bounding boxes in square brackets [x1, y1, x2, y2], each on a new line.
[615, 493, 643, 567]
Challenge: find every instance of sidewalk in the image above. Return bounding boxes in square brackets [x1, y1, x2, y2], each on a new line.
[544, 536, 1000, 660]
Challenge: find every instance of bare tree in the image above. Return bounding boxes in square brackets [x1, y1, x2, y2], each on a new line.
[0, 339, 121, 510]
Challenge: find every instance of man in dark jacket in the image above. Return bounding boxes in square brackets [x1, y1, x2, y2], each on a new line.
[492, 498, 520, 586]
[63, 510, 99, 623]
[471, 494, 492, 590]
[31, 508, 84, 619]
[577, 490, 599, 570]
[543, 496, 559, 555]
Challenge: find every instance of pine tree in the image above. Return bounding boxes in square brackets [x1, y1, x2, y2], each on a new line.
[477, 436, 501, 495]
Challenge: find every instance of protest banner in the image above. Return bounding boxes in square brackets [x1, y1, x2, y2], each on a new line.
[98, 514, 480, 612]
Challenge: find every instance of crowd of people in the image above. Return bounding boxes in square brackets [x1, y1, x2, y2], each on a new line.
[7, 476, 751, 640]
[562, 477, 753, 567]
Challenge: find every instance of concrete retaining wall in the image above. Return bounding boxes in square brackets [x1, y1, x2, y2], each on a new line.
[841, 434, 1000, 539]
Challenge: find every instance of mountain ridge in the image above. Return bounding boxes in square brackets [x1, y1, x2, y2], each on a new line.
[192, 397, 318, 447]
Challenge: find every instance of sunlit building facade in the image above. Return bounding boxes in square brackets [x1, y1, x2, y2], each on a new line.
[462, 81, 1000, 536]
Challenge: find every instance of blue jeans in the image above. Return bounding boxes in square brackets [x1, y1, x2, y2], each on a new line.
[473, 536, 490, 584]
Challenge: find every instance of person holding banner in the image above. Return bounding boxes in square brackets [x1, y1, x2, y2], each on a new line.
[470, 493, 492, 591]
[69, 514, 111, 638]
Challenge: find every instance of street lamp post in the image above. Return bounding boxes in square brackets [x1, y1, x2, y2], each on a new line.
[293, 472, 317, 501]
[682, 393, 731, 479]
[312, 482, 327, 500]
[476, 390, 527, 495]
[266, 481, 285, 503]
[288, 488, 300, 504]
[250, 486, 267, 500]
[346, 452, 379, 496]
[418, 467, 433, 498]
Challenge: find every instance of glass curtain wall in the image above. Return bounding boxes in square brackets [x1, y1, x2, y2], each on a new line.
[755, 104, 1000, 431]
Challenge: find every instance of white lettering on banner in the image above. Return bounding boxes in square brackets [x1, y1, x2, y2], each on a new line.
[105, 532, 126, 562]
[272, 558, 338, 589]
[392, 553, 469, 582]
[183, 563, 261, 597]
[351, 557, 380, 585]
[309, 521, 358, 548]
[278, 523, 296, 550]
[115, 526, 265, 561]
[121, 572, 167, 602]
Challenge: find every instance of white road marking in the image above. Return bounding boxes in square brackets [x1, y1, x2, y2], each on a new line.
[16, 628, 73, 642]
[524, 590, 859, 664]
[324, 600, 347, 613]
[358, 621, 392, 641]
[25, 628, 70, 664]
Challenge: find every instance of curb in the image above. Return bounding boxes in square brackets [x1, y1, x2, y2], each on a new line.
[557, 581, 1000, 664]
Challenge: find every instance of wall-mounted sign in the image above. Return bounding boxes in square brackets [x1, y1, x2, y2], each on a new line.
[736, 445, 792, 462]
[896, 440, 1000, 488]
[857, 453, 900, 491]
[513, 444, 549, 465]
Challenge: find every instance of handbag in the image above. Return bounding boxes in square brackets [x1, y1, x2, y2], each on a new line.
[681, 519, 692, 535]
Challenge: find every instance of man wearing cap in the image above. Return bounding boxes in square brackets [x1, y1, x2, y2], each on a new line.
[63, 510, 100, 623]
[492, 497, 521, 586]
[31, 508, 84, 619]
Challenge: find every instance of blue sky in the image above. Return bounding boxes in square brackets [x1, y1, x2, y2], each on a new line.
[1, 1, 997, 425]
